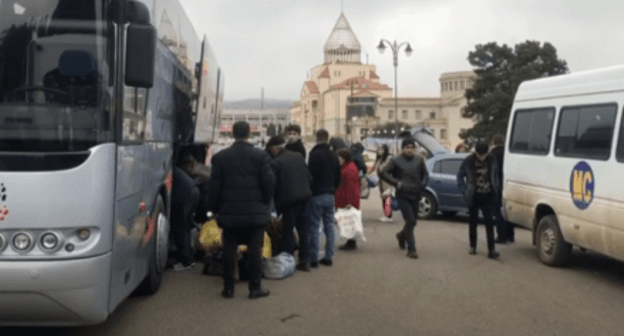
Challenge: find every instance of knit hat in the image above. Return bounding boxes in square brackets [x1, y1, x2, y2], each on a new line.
[266, 135, 286, 148]
[475, 141, 489, 155]
[401, 139, 416, 149]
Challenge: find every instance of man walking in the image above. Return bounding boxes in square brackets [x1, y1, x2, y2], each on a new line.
[284, 124, 307, 159]
[490, 134, 514, 244]
[266, 135, 313, 272]
[380, 139, 429, 259]
[457, 140, 501, 259]
[208, 121, 275, 299]
[307, 129, 341, 267]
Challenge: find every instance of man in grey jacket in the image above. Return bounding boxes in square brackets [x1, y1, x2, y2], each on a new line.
[380, 139, 429, 259]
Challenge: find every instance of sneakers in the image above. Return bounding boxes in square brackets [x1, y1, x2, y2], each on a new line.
[488, 251, 500, 259]
[407, 251, 418, 259]
[469, 248, 477, 255]
[173, 262, 196, 271]
[396, 232, 406, 250]
[319, 258, 333, 266]
[379, 217, 394, 223]
[249, 287, 270, 299]
[310, 261, 319, 268]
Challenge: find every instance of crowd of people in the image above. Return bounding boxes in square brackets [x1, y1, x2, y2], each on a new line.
[173, 120, 512, 299]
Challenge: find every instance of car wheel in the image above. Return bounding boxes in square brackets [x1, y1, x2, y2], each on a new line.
[418, 193, 438, 220]
[536, 215, 572, 267]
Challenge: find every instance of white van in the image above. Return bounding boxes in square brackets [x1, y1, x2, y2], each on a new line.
[503, 64, 624, 267]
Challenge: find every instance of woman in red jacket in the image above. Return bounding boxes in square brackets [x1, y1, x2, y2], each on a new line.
[335, 148, 361, 250]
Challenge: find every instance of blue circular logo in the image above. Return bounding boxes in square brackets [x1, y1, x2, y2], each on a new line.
[569, 161, 594, 210]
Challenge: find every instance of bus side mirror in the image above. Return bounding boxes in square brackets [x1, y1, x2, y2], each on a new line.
[125, 1, 156, 88]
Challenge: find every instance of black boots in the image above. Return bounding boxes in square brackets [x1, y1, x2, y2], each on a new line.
[249, 287, 270, 299]
[339, 239, 357, 251]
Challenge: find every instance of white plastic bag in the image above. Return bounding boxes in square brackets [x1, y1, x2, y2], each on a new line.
[334, 207, 366, 243]
[263, 252, 296, 280]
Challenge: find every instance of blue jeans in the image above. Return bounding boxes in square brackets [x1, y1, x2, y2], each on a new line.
[308, 193, 336, 262]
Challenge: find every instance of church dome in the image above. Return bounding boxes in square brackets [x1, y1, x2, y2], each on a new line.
[324, 13, 361, 64]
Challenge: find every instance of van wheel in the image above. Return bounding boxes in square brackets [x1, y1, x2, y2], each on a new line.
[134, 196, 169, 296]
[536, 215, 572, 267]
[418, 193, 437, 220]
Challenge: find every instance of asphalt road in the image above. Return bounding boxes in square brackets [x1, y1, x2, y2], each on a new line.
[6, 186, 624, 336]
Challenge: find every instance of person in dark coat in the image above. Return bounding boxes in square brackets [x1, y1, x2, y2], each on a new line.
[490, 134, 514, 244]
[266, 135, 313, 271]
[350, 142, 367, 176]
[380, 139, 429, 259]
[170, 167, 200, 270]
[329, 137, 347, 152]
[207, 121, 275, 299]
[284, 124, 306, 159]
[307, 129, 341, 267]
[457, 140, 501, 259]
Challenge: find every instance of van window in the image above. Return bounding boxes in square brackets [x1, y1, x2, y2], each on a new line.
[617, 112, 624, 162]
[509, 108, 555, 155]
[555, 104, 617, 161]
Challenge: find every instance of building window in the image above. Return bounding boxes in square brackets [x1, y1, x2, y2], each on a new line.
[461, 81, 465, 90]
[415, 110, 422, 119]
[441, 83, 444, 92]
[441, 129, 447, 139]
[402, 110, 408, 119]
[430, 112, 436, 119]
[388, 110, 394, 120]
[447, 82, 451, 91]
[510, 107, 556, 155]
[554, 104, 617, 160]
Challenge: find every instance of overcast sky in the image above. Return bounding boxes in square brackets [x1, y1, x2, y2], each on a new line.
[180, 0, 624, 101]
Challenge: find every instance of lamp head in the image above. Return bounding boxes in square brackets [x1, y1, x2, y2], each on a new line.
[405, 43, 413, 57]
[377, 40, 386, 54]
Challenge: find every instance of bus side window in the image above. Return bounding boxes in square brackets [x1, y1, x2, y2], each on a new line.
[510, 108, 555, 155]
[555, 104, 617, 161]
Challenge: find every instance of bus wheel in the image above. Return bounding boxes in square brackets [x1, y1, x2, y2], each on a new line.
[135, 196, 169, 296]
[536, 215, 572, 267]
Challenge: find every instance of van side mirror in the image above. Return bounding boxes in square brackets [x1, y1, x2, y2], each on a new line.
[125, 1, 156, 88]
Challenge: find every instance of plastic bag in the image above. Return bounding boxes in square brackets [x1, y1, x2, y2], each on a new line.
[360, 176, 370, 199]
[199, 220, 222, 250]
[367, 175, 379, 188]
[263, 252, 296, 279]
[384, 196, 393, 217]
[334, 207, 366, 242]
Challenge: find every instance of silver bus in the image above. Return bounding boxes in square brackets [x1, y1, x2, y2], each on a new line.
[0, 0, 223, 326]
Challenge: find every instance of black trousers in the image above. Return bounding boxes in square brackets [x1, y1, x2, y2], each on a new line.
[278, 200, 310, 264]
[494, 195, 515, 240]
[469, 193, 495, 251]
[397, 196, 419, 252]
[222, 227, 264, 291]
[171, 168, 200, 266]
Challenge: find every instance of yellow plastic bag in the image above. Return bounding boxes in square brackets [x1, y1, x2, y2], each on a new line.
[199, 220, 271, 258]
[199, 220, 221, 250]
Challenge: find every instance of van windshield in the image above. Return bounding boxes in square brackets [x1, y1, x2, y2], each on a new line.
[0, 0, 112, 152]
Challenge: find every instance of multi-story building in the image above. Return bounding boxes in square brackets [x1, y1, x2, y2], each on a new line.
[291, 11, 478, 150]
[219, 109, 290, 139]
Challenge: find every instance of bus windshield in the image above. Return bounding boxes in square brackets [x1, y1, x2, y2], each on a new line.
[0, 0, 112, 152]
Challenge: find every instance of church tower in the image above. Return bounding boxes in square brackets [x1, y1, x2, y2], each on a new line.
[324, 13, 361, 64]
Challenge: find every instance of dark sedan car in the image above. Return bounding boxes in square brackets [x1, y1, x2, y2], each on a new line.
[418, 153, 469, 219]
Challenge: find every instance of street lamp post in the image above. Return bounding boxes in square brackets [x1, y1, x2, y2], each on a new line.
[378, 39, 412, 152]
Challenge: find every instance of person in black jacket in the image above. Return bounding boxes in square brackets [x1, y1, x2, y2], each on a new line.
[307, 129, 342, 267]
[284, 124, 307, 159]
[490, 134, 514, 244]
[266, 135, 313, 271]
[350, 142, 367, 176]
[207, 121, 275, 299]
[329, 137, 347, 153]
[380, 139, 429, 259]
[457, 140, 501, 259]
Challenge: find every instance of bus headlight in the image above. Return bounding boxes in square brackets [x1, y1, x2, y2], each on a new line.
[77, 229, 90, 241]
[40, 232, 59, 251]
[13, 233, 32, 252]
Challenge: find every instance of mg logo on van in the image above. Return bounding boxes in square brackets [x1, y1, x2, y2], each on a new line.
[569, 161, 594, 210]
